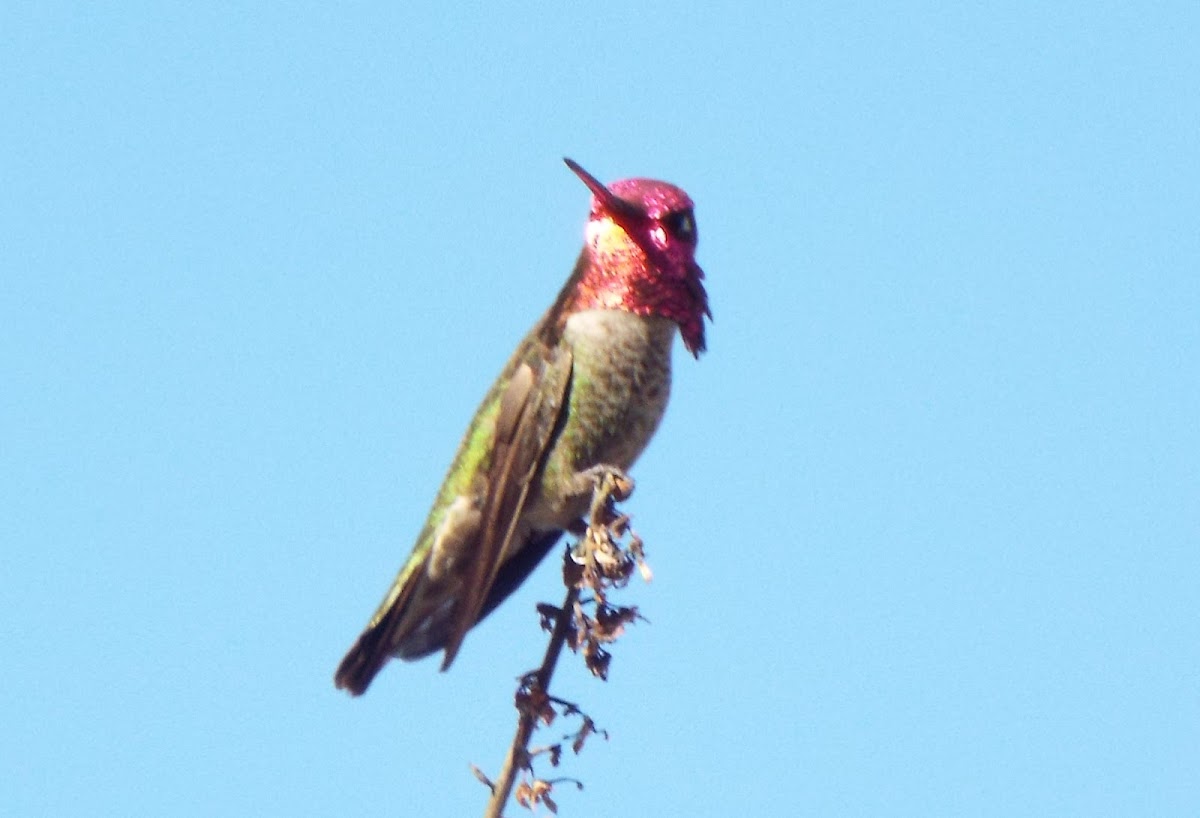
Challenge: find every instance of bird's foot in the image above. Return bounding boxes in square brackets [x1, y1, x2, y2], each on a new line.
[575, 464, 634, 504]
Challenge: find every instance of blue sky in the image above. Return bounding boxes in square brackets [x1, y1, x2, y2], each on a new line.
[4, 2, 1198, 815]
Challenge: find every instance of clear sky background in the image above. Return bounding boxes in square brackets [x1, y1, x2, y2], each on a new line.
[4, 3, 1198, 816]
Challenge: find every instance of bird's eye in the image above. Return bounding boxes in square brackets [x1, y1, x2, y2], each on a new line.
[663, 210, 697, 243]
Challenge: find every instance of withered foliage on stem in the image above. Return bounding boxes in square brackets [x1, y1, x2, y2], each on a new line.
[479, 469, 649, 818]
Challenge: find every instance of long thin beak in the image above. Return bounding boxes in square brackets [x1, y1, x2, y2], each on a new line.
[563, 158, 643, 225]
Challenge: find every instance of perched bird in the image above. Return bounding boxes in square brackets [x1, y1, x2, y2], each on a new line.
[334, 159, 709, 695]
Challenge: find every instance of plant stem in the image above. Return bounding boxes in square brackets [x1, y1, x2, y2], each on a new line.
[481, 578, 580, 818]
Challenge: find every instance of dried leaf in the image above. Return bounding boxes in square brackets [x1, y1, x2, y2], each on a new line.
[593, 605, 640, 642]
[637, 559, 654, 582]
[572, 716, 595, 754]
[515, 781, 533, 809]
[583, 642, 611, 680]
[609, 513, 630, 537]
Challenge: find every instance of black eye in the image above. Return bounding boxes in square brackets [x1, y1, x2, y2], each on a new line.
[663, 209, 697, 243]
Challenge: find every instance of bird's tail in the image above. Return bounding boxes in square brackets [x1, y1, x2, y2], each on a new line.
[333, 611, 400, 696]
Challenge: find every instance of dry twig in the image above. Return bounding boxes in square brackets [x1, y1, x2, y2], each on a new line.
[480, 469, 646, 818]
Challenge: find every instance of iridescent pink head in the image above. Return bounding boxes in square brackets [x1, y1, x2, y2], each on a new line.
[564, 158, 710, 356]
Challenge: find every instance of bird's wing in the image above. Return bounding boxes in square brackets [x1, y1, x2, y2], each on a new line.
[333, 340, 573, 693]
[439, 343, 573, 668]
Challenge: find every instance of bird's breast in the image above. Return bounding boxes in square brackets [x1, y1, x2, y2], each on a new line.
[526, 309, 675, 528]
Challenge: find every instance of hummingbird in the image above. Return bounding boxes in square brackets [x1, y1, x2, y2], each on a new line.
[334, 158, 709, 695]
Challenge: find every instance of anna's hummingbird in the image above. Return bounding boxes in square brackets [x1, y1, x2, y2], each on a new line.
[334, 158, 709, 695]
